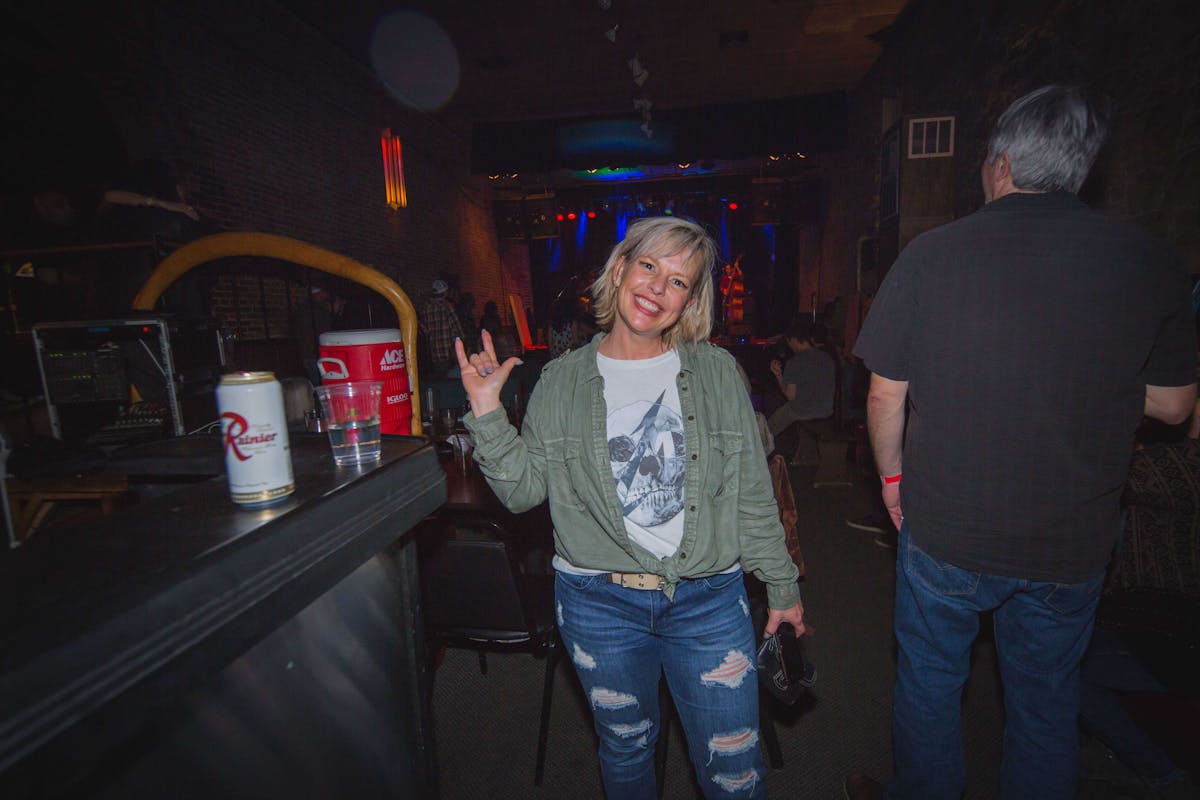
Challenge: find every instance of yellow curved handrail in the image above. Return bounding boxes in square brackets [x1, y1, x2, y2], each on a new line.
[132, 231, 422, 434]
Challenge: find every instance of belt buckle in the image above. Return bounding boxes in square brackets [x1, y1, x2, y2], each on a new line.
[615, 572, 663, 590]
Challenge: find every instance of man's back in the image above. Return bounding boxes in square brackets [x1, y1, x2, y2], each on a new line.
[850, 83, 1197, 800]
[857, 191, 1194, 582]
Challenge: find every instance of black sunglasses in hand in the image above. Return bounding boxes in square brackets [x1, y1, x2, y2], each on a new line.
[757, 621, 816, 705]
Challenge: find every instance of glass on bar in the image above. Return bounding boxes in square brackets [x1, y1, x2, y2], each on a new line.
[314, 381, 383, 466]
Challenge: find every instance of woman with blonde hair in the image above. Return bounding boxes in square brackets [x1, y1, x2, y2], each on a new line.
[458, 216, 804, 798]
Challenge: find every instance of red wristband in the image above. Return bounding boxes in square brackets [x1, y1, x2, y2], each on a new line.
[881, 473, 902, 485]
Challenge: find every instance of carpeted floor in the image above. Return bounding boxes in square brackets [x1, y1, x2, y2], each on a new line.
[430, 463, 1170, 799]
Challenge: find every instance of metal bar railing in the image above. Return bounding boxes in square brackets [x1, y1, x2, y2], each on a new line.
[132, 232, 422, 432]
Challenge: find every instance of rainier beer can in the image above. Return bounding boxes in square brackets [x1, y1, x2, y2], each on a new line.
[217, 371, 294, 506]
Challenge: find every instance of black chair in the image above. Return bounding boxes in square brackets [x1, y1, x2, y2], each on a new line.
[416, 510, 561, 786]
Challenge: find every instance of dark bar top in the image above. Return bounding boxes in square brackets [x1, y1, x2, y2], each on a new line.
[0, 433, 446, 774]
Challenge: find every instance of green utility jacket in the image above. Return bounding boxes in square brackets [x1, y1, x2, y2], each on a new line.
[464, 334, 800, 610]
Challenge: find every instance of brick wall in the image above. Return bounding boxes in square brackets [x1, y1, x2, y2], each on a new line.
[27, 0, 523, 348]
[207, 274, 300, 341]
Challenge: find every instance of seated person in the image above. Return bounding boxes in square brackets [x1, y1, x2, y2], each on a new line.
[547, 294, 591, 358]
[766, 320, 836, 461]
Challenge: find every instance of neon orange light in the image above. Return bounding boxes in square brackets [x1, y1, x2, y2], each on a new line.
[381, 129, 408, 210]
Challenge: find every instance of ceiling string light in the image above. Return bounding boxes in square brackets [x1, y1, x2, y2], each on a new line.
[626, 55, 650, 87]
[600, 2, 654, 138]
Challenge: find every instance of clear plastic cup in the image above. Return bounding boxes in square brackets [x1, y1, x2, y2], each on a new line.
[314, 381, 383, 466]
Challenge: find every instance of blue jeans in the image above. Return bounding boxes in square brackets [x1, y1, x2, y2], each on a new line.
[555, 569, 767, 799]
[889, 524, 1103, 800]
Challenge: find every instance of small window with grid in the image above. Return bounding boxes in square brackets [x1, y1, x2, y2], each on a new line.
[907, 116, 955, 159]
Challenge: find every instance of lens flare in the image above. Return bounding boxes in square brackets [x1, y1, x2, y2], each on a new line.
[369, 11, 460, 111]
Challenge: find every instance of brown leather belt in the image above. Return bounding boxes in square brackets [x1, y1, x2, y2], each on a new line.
[610, 572, 665, 591]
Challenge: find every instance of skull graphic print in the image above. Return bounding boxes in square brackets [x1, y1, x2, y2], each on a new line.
[608, 390, 686, 527]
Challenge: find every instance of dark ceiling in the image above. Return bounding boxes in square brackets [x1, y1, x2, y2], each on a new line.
[283, 0, 913, 185]
[288, 0, 911, 123]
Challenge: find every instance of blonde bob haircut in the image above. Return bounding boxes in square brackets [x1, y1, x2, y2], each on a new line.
[589, 216, 718, 349]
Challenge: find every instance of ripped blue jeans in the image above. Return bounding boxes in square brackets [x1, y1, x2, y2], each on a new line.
[556, 569, 767, 799]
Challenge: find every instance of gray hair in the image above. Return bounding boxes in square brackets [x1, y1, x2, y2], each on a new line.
[986, 85, 1109, 194]
[590, 216, 718, 348]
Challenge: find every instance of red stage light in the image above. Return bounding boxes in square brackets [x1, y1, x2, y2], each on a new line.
[556, 213, 564, 221]
[728, 202, 739, 211]
[567, 212, 577, 220]
[587, 211, 596, 219]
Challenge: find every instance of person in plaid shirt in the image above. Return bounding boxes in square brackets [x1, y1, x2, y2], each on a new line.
[419, 279, 467, 376]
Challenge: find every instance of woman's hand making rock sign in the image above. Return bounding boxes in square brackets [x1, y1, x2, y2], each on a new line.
[454, 330, 523, 419]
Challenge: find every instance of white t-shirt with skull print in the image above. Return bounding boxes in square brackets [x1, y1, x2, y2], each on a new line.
[596, 348, 687, 560]
[554, 349, 687, 574]
[553, 349, 686, 574]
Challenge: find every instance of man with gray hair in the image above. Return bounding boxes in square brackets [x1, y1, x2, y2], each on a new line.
[847, 85, 1196, 799]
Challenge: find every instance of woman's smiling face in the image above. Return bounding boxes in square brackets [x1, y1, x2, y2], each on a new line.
[609, 249, 696, 352]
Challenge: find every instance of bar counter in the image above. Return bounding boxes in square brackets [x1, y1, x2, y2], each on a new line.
[0, 433, 446, 798]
